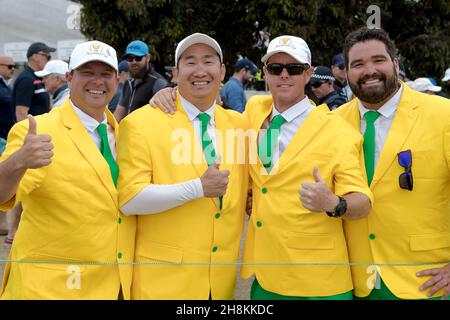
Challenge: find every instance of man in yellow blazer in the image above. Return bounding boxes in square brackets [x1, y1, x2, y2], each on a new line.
[239, 35, 373, 300]
[0, 40, 135, 299]
[117, 33, 249, 300]
[335, 27, 450, 300]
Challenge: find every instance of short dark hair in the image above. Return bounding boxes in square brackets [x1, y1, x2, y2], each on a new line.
[343, 27, 397, 68]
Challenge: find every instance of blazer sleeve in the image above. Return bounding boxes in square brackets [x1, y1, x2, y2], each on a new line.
[444, 117, 450, 173]
[333, 132, 374, 205]
[117, 116, 153, 208]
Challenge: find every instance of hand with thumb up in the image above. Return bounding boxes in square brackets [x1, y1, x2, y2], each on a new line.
[200, 155, 230, 198]
[16, 115, 54, 169]
[299, 167, 339, 212]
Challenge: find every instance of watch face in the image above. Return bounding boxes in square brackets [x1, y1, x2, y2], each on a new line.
[335, 197, 347, 216]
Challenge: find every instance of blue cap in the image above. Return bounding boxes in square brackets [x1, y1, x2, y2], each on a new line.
[332, 53, 345, 66]
[125, 40, 149, 57]
[234, 58, 258, 74]
[118, 60, 128, 73]
[427, 77, 437, 86]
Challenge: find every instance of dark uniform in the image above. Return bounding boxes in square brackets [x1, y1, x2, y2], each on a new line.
[119, 63, 169, 114]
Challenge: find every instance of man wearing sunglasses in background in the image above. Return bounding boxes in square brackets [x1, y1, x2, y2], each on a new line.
[0, 55, 16, 154]
[331, 53, 352, 101]
[113, 40, 169, 122]
[14, 42, 55, 122]
[309, 66, 347, 111]
[335, 27, 450, 300]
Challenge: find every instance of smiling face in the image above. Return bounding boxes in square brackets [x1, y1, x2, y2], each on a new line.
[263, 53, 312, 112]
[67, 61, 118, 117]
[347, 39, 399, 109]
[172, 43, 225, 110]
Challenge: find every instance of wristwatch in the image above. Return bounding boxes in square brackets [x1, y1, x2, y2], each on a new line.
[326, 196, 347, 218]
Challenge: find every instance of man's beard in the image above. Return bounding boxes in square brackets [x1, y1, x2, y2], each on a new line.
[129, 64, 148, 79]
[349, 69, 399, 104]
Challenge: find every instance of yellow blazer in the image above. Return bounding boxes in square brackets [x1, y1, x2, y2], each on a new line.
[0, 100, 135, 300]
[335, 84, 450, 299]
[117, 94, 249, 300]
[240, 95, 373, 297]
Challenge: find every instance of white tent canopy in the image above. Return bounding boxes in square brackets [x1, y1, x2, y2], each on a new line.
[0, 0, 85, 62]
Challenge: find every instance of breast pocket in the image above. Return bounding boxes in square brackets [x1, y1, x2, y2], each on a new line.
[286, 232, 335, 250]
[23, 253, 87, 296]
[410, 233, 450, 251]
[137, 241, 184, 264]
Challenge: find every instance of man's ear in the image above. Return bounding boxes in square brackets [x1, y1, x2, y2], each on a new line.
[262, 65, 268, 79]
[172, 67, 179, 83]
[220, 63, 226, 81]
[393, 57, 400, 76]
[304, 66, 314, 82]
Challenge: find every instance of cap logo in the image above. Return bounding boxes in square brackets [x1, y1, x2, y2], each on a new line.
[280, 37, 292, 45]
[89, 43, 103, 54]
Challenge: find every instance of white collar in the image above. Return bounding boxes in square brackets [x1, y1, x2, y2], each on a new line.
[272, 96, 313, 122]
[70, 99, 107, 133]
[179, 94, 215, 124]
[358, 84, 404, 119]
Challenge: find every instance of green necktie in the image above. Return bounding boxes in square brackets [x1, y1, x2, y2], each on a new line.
[363, 111, 380, 185]
[197, 113, 216, 165]
[97, 123, 119, 186]
[258, 114, 286, 171]
[197, 113, 222, 209]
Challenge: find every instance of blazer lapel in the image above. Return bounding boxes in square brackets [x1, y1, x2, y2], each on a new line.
[371, 87, 420, 189]
[60, 101, 118, 207]
[270, 107, 329, 179]
[248, 98, 274, 182]
[167, 94, 208, 179]
[213, 107, 235, 211]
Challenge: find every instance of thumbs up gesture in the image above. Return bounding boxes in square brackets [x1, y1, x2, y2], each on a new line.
[16, 115, 54, 169]
[299, 167, 339, 212]
[200, 155, 230, 198]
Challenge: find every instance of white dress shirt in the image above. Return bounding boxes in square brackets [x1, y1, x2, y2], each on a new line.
[120, 94, 214, 215]
[358, 85, 403, 168]
[70, 100, 116, 158]
[260, 96, 315, 165]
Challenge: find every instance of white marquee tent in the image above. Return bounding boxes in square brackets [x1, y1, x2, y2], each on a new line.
[0, 0, 85, 62]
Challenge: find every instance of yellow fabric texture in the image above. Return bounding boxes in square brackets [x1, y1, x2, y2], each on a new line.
[0, 100, 135, 299]
[335, 84, 450, 299]
[240, 95, 373, 297]
[117, 94, 249, 299]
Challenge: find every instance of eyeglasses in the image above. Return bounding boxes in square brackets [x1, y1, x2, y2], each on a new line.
[0, 64, 16, 70]
[398, 149, 413, 191]
[37, 52, 51, 61]
[338, 64, 345, 70]
[311, 81, 326, 88]
[125, 55, 144, 62]
[266, 63, 309, 76]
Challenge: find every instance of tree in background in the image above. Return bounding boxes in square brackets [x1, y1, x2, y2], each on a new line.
[73, 0, 450, 82]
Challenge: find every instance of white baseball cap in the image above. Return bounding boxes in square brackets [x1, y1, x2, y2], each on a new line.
[35, 60, 69, 77]
[175, 33, 222, 67]
[69, 40, 118, 72]
[410, 77, 442, 92]
[442, 68, 450, 82]
[261, 35, 311, 65]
